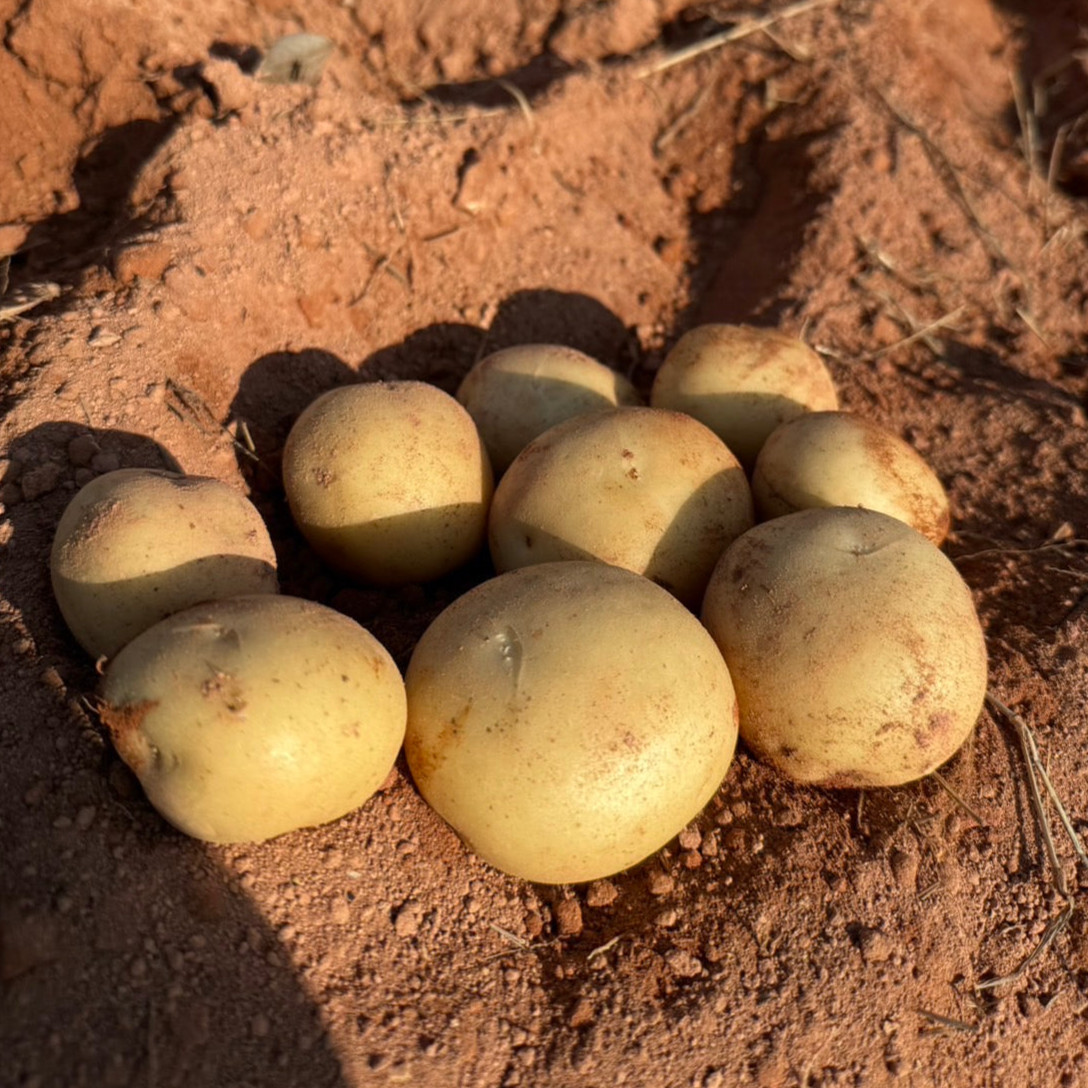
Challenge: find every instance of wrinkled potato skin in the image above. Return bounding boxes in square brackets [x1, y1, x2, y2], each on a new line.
[405, 562, 738, 884]
[100, 596, 406, 844]
[456, 344, 641, 474]
[488, 407, 754, 608]
[650, 324, 838, 467]
[752, 411, 951, 544]
[701, 508, 986, 788]
[51, 469, 278, 659]
[283, 381, 494, 585]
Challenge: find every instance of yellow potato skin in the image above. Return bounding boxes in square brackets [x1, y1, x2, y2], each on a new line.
[752, 411, 951, 544]
[650, 324, 838, 468]
[100, 595, 407, 844]
[283, 381, 494, 585]
[405, 562, 739, 884]
[456, 344, 641, 474]
[51, 469, 278, 659]
[701, 508, 986, 788]
[488, 407, 754, 608]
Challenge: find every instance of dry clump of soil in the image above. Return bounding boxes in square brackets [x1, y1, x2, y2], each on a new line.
[3, 2, 1088, 1086]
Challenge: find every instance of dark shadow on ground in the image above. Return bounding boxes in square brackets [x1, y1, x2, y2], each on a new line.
[0, 422, 349, 1088]
[685, 124, 839, 330]
[17, 117, 179, 296]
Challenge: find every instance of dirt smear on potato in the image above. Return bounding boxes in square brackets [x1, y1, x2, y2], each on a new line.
[4, 1, 1088, 1086]
[96, 699, 161, 775]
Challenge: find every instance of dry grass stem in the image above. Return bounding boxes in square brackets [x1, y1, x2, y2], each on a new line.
[862, 305, 967, 361]
[952, 537, 1087, 563]
[587, 933, 626, 961]
[0, 280, 62, 322]
[496, 79, 535, 133]
[977, 693, 1083, 991]
[484, 922, 558, 962]
[654, 85, 711, 154]
[919, 1009, 978, 1035]
[1010, 71, 1039, 194]
[164, 379, 261, 465]
[870, 87, 1012, 270]
[1015, 307, 1052, 350]
[930, 770, 986, 828]
[636, 0, 838, 79]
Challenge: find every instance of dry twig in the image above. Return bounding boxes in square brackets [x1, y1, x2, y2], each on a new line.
[164, 379, 262, 466]
[976, 694, 1086, 991]
[919, 1009, 978, 1035]
[635, 0, 838, 79]
[861, 305, 967, 362]
[930, 770, 986, 828]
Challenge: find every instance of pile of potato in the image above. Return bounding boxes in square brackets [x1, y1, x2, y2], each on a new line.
[52, 325, 987, 884]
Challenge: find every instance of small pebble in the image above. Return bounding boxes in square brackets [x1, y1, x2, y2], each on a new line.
[568, 997, 595, 1028]
[21, 463, 62, 500]
[555, 899, 583, 937]
[393, 900, 423, 939]
[585, 880, 618, 908]
[678, 827, 702, 851]
[647, 870, 674, 896]
[67, 435, 100, 466]
[88, 327, 121, 347]
[665, 949, 702, 978]
[91, 452, 121, 474]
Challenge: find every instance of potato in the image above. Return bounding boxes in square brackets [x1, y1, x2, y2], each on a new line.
[701, 507, 987, 788]
[752, 411, 951, 544]
[99, 595, 406, 843]
[405, 561, 738, 884]
[488, 407, 753, 608]
[456, 344, 641, 473]
[650, 324, 838, 468]
[51, 469, 278, 659]
[282, 381, 494, 584]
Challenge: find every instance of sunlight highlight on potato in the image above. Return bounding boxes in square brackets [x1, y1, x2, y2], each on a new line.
[51, 469, 278, 659]
[283, 381, 494, 585]
[701, 507, 987, 788]
[405, 562, 739, 884]
[650, 324, 838, 467]
[456, 343, 640, 473]
[100, 595, 406, 844]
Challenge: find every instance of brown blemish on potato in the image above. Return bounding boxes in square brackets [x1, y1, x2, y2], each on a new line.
[97, 699, 160, 774]
[407, 700, 473, 783]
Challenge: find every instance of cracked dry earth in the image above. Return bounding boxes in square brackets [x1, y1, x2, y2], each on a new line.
[4, 1, 1088, 1086]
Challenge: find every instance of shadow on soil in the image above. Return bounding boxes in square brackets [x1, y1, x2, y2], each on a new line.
[226, 289, 633, 659]
[689, 127, 837, 328]
[0, 422, 349, 1088]
[16, 118, 178, 302]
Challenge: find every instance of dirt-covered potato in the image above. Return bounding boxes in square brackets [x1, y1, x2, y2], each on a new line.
[650, 324, 839, 467]
[752, 411, 951, 544]
[456, 344, 641, 473]
[282, 381, 494, 584]
[51, 468, 278, 660]
[405, 562, 738, 884]
[488, 407, 753, 607]
[99, 595, 406, 843]
[701, 507, 987, 788]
